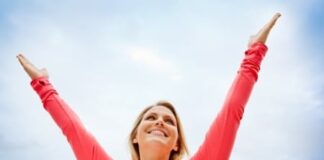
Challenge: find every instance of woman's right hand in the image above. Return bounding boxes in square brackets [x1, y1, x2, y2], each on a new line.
[17, 54, 49, 80]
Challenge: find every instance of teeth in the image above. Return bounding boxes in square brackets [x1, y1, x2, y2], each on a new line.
[150, 130, 165, 137]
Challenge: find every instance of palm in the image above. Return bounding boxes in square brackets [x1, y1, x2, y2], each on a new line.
[248, 13, 281, 47]
[17, 54, 49, 80]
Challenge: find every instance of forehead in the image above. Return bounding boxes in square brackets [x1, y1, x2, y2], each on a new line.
[145, 106, 176, 118]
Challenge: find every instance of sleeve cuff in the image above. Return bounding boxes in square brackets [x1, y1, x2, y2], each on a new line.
[30, 76, 57, 102]
[249, 42, 268, 53]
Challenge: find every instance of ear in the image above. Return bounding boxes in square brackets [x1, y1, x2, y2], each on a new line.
[133, 138, 138, 144]
[173, 144, 179, 152]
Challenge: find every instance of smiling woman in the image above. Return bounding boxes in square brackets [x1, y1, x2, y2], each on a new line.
[17, 13, 281, 160]
[129, 101, 188, 160]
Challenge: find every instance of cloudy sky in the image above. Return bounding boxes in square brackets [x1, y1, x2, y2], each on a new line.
[0, 0, 323, 159]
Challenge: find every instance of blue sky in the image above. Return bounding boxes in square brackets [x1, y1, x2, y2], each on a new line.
[1, 0, 323, 159]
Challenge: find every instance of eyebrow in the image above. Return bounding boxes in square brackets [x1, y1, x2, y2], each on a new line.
[146, 112, 176, 121]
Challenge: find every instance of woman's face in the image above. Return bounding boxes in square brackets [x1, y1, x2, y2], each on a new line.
[134, 105, 179, 153]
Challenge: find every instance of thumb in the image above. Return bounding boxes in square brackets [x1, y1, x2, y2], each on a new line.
[40, 68, 50, 78]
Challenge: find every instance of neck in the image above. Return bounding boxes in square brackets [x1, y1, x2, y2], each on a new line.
[139, 148, 170, 160]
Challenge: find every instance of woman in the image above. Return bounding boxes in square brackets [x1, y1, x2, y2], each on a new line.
[17, 13, 281, 160]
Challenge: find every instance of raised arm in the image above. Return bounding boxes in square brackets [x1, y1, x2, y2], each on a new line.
[191, 13, 281, 160]
[17, 54, 112, 160]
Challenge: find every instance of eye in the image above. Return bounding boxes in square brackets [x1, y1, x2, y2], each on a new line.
[145, 115, 155, 121]
[165, 118, 175, 125]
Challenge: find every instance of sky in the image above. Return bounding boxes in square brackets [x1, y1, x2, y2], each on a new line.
[0, 0, 323, 160]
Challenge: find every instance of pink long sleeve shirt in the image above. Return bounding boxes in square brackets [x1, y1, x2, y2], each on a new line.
[31, 42, 268, 160]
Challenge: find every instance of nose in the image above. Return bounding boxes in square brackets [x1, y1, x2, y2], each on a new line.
[155, 118, 164, 126]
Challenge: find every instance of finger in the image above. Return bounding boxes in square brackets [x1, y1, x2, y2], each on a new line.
[17, 54, 26, 67]
[17, 54, 32, 65]
[40, 68, 48, 74]
[267, 13, 281, 29]
[271, 13, 281, 22]
[17, 54, 36, 69]
[273, 13, 281, 20]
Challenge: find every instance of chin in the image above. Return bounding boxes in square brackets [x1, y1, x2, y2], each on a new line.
[146, 136, 168, 144]
[143, 135, 172, 149]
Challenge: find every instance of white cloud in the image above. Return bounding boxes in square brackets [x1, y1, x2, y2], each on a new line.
[128, 46, 182, 80]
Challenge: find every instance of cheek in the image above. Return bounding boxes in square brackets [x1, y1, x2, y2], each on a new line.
[168, 127, 179, 148]
[136, 122, 149, 139]
[169, 126, 179, 140]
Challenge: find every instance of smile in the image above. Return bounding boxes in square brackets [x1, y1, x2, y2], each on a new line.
[148, 129, 168, 137]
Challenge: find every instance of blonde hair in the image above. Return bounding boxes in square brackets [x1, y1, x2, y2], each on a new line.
[128, 101, 189, 160]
